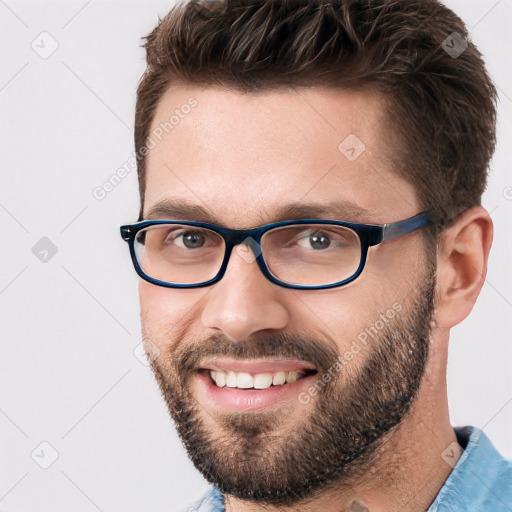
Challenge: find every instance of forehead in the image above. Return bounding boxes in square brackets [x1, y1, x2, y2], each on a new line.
[144, 85, 418, 226]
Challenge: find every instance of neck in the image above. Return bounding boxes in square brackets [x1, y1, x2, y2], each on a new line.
[224, 333, 458, 512]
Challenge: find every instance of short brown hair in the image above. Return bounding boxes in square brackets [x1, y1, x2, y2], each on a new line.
[135, 0, 497, 227]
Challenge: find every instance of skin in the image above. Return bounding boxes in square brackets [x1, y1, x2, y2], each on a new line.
[139, 84, 493, 512]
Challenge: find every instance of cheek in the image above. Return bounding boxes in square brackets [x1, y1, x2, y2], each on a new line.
[139, 283, 184, 342]
[292, 286, 379, 352]
[370, 237, 428, 299]
[294, 264, 408, 350]
[140, 281, 168, 319]
[138, 282, 209, 346]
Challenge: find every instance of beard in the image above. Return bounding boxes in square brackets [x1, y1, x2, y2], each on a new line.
[146, 263, 436, 506]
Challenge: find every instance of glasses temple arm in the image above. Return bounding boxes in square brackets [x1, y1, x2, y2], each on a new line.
[381, 213, 432, 242]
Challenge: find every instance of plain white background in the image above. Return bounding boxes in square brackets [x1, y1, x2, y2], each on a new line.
[0, 1, 511, 510]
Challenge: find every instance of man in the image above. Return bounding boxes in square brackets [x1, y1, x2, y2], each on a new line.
[120, 0, 512, 510]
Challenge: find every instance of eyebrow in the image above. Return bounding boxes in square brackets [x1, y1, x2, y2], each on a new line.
[144, 198, 379, 225]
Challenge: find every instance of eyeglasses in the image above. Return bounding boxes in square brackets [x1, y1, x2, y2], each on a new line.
[120, 212, 433, 290]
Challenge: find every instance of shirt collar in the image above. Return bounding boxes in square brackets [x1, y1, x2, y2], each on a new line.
[428, 425, 512, 511]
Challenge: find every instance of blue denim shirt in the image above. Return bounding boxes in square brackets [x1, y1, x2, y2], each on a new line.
[183, 426, 512, 512]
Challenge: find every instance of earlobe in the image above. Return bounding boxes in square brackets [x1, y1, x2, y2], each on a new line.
[433, 206, 493, 329]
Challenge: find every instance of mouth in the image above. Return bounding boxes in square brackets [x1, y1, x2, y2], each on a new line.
[194, 359, 319, 411]
[201, 368, 317, 390]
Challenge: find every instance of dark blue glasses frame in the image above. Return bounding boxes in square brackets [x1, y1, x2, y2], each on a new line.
[120, 211, 433, 290]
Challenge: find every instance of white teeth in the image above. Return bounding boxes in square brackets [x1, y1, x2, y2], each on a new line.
[254, 373, 273, 389]
[225, 371, 237, 388]
[236, 372, 254, 389]
[209, 369, 309, 389]
[215, 371, 226, 387]
[272, 371, 286, 385]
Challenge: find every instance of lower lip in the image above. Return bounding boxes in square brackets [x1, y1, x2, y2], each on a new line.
[194, 371, 318, 412]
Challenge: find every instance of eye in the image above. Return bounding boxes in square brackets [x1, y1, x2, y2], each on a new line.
[297, 231, 331, 250]
[294, 229, 351, 250]
[166, 229, 208, 249]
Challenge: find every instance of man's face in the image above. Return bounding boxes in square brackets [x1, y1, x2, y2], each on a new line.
[139, 85, 436, 503]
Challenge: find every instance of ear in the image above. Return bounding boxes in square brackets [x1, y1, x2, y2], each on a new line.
[433, 206, 493, 329]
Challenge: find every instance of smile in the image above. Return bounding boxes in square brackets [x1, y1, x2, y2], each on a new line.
[208, 369, 315, 389]
[195, 358, 319, 411]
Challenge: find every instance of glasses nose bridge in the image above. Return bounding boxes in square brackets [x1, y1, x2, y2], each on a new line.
[223, 226, 263, 249]
[220, 227, 266, 276]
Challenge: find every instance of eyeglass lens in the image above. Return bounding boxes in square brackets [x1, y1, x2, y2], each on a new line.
[134, 223, 361, 286]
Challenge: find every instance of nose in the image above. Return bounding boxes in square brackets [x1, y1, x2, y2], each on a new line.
[201, 243, 290, 341]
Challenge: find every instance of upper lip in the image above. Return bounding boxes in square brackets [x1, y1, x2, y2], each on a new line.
[199, 358, 317, 374]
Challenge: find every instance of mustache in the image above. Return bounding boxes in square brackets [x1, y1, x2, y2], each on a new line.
[173, 331, 340, 377]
